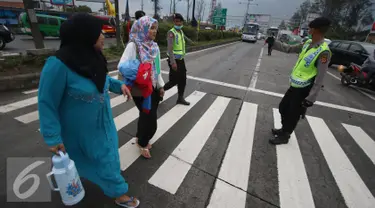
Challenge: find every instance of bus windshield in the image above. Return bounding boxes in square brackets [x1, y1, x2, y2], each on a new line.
[243, 24, 258, 35]
[267, 28, 279, 36]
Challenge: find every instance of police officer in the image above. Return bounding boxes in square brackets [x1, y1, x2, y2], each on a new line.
[163, 13, 194, 105]
[269, 17, 332, 145]
[135, 10, 145, 20]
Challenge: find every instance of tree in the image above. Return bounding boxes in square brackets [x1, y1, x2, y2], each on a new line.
[278, 20, 287, 30]
[196, 0, 206, 21]
[150, 0, 162, 20]
[66, 5, 92, 13]
[291, 0, 374, 40]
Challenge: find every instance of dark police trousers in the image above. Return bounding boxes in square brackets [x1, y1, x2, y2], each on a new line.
[279, 85, 312, 134]
[164, 58, 187, 98]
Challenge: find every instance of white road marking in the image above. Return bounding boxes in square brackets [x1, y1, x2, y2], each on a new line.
[342, 124, 375, 165]
[0, 96, 38, 113]
[273, 109, 315, 208]
[8, 71, 375, 118]
[114, 87, 178, 131]
[163, 70, 375, 117]
[15, 94, 129, 124]
[327, 71, 375, 101]
[118, 90, 205, 171]
[21, 42, 238, 95]
[207, 180, 247, 208]
[148, 96, 230, 194]
[207, 102, 258, 208]
[307, 116, 375, 208]
[15, 111, 39, 124]
[249, 47, 264, 89]
[22, 89, 39, 94]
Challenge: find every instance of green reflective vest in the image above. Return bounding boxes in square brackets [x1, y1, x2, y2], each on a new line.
[168, 27, 186, 59]
[290, 39, 331, 88]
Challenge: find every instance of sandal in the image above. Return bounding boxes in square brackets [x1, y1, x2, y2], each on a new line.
[135, 138, 152, 149]
[115, 197, 140, 208]
[140, 147, 151, 159]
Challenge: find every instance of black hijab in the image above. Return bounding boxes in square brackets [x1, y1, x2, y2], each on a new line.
[56, 13, 108, 93]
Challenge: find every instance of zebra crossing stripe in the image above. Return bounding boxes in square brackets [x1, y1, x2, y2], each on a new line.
[307, 116, 375, 208]
[148, 96, 230, 194]
[114, 87, 178, 131]
[118, 90, 206, 171]
[207, 102, 258, 208]
[22, 89, 38, 94]
[0, 96, 38, 113]
[274, 109, 315, 208]
[15, 110, 39, 124]
[342, 124, 375, 165]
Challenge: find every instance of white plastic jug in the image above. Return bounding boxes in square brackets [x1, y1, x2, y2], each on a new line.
[46, 151, 85, 206]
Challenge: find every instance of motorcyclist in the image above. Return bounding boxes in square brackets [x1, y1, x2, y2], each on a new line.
[360, 49, 375, 84]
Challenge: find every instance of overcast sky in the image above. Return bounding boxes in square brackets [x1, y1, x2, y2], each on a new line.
[76, 0, 304, 27]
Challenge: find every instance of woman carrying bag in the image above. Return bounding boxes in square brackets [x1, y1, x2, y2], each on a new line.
[38, 13, 140, 208]
[118, 16, 165, 159]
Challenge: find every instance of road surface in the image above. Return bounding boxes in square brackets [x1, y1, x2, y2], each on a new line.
[1, 41, 375, 208]
[1, 34, 117, 53]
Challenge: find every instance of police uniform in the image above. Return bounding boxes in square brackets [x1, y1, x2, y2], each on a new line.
[270, 29, 331, 145]
[163, 26, 192, 105]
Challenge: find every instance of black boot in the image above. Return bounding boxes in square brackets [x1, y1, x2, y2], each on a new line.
[269, 132, 290, 145]
[271, 128, 283, 136]
[177, 96, 190, 105]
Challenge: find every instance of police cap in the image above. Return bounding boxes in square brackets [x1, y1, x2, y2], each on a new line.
[308, 17, 331, 33]
[173, 13, 184, 21]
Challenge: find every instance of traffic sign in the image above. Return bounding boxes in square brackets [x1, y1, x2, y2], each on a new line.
[212, 8, 227, 26]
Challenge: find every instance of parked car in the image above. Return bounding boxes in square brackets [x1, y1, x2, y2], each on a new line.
[328, 40, 375, 67]
[0, 24, 15, 50]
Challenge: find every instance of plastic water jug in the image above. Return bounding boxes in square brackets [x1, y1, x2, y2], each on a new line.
[46, 151, 85, 206]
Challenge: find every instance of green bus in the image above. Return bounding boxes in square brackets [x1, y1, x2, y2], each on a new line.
[19, 13, 67, 38]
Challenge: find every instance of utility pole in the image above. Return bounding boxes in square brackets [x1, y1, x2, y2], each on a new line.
[114, 0, 121, 46]
[141, 0, 144, 10]
[244, 0, 251, 25]
[239, 0, 257, 25]
[22, 0, 44, 49]
[191, 0, 197, 27]
[173, 0, 176, 14]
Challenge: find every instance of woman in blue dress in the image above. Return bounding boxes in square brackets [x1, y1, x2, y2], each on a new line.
[38, 14, 139, 208]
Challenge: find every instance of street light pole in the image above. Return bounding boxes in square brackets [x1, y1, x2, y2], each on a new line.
[114, 0, 121, 46]
[22, 0, 44, 49]
[191, 0, 197, 27]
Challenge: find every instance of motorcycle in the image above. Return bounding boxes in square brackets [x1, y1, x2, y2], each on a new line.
[339, 63, 375, 90]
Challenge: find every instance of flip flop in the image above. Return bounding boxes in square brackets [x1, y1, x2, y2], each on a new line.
[115, 197, 140, 208]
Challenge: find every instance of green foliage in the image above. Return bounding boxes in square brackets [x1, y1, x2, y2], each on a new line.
[290, 0, 374, 40]
[0, 54, 49, 76]
[121, 21, 240, 46]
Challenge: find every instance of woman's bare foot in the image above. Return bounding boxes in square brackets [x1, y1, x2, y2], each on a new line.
[139, 147, 151, 159]
[115, 195, 139, 207]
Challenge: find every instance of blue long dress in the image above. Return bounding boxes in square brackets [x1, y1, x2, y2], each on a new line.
[38, 56, 128, 198]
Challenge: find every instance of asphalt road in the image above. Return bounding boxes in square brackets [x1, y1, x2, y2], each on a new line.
[1, 41, 375, 208]
[1, 34, 117, 53]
